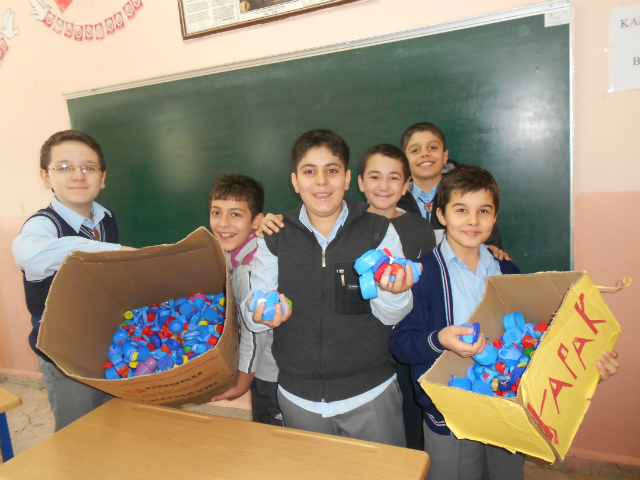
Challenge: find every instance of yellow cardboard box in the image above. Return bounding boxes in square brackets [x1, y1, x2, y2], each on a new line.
[37, 228, 239, 407]
[419, 272, 621, 462]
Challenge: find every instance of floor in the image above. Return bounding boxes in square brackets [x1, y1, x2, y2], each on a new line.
[0, 377, 637, 479]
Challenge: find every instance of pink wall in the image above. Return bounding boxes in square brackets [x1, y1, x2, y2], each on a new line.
[0, 0, 638, 465]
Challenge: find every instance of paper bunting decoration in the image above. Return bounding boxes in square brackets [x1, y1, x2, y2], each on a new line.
[30, 1, 142, 42]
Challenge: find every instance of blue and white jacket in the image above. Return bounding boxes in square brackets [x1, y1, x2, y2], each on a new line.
[390, 244, 520, 436]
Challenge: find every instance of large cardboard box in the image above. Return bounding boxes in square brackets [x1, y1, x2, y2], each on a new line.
[419, 272, 621, 463]
[37, 228, 239, 407]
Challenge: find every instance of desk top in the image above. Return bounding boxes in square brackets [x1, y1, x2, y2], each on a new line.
[0, 387, 21, 415]
[0, 399, 429, 479]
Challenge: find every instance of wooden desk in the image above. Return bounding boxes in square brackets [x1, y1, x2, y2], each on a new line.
[0, 387, 22, 462]
[0, 399, 429, 479]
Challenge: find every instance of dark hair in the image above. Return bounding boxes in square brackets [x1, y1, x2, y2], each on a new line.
[358, 144, 411, 180]
[40, 130, 106, 171]
[437, 165, 500, 215]
[400, 122, 447, 152]
[291, 130, 349, 171]
[209, 173, 264, 219]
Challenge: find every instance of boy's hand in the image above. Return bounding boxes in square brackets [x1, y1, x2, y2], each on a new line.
[377, 262, 423, 294]
[438, 325, 486, 357]
[597, 350, 619, 381]
[485, 245, 511, 261]
[248, 293, 291, 328]
[256, 214, 284, 238]
[212, 371, 254, 401]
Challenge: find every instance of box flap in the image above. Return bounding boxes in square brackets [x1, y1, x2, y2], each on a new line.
[520, 273, 621, 460]
[421, 363, 556, 462]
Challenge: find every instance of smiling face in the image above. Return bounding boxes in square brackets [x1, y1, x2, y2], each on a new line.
[40, 141, 106, 215]
[209, 199, 262, 252]
[436, 189, 497, 255]
[291, 146, 351, 228]
[405, 130, 449, 186]
[358, 154, 409, 218]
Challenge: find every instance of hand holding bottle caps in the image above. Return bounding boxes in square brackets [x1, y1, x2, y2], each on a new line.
[354, 248, 422, 299]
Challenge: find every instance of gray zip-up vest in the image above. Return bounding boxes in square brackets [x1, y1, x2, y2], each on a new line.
[263, 196, 394, 402]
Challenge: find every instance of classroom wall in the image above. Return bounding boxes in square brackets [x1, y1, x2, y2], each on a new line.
[0, 0, 637, 464]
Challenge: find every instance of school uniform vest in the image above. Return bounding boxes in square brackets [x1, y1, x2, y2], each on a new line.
[22, 206, 119, 360]
[263, 196, 394, 402]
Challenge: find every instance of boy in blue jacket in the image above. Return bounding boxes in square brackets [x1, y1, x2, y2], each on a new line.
[390, 165, 618, 479]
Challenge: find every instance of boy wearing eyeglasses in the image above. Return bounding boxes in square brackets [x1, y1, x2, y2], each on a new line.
[12, 130, 132, 431]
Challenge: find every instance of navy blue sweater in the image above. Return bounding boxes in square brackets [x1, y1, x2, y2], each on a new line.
[390, 244, 520, 435]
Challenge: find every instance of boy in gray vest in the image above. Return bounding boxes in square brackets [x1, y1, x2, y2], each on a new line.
[209, 174, 282, 426]
[241, 130, 417, 446]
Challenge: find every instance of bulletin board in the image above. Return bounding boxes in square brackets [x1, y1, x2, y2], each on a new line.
[67, 10, 571, 273]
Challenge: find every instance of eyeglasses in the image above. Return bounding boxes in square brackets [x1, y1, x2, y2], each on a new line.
[47, 164, 102, 175]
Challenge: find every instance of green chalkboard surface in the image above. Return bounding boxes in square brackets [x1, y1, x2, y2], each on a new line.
[68, 14, 570, 273]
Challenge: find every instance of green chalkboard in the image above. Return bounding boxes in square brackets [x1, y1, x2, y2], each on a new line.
[68, 14, 570, 273]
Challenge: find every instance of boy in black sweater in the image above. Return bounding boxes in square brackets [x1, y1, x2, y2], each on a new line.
[241, 130, 416, 446]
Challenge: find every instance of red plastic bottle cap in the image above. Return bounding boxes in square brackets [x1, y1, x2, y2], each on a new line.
[208, 336, 218, 346]
[493, 339, 504, 349]
[521, 335, 537, 349]
[131, 336, 143, 342]
[495, 390, 506, 397]
[161, 345, 171, 353]
[495, 362, 507, 374]
[102, 361, 113, 369]
[534, 322, 548, 333]
[147, 312, 157, 322]
[374, 262, 391, 282]
[511, 383, 518, 392]
[150, 304, 159, 308]
[383, 248, 393, 257]
[187, 351, 195, 358]
[390, 263, 404, 276]
[221, 311, 226, 318]
[146, 343, 155, 351]
[117, 365, 130, 377]
[215, 324, 224, 334]
[142, 326, 152, 337]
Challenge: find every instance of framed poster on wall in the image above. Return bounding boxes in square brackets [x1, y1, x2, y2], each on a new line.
[178, 0, 362, 39]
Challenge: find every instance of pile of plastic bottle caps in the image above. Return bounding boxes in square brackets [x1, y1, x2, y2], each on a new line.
[103, 293, 226, 379]
[447, 312, 548, 397]
[354, 248, 422, 300]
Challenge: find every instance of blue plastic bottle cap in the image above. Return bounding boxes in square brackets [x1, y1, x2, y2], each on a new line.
[249, 290, 267, 311]
[472, 380, 496, 396]
[266, 291, 280, 304]
[166, 338, 180, 351]
[262, 304, 276, 321]
[354, 249, 383, 275]
[168, 320, 183, 334]
[461, 322, 480, 344]
[467, 365, 476, 382]
[448, 375, 472, 391]
[359, 269, 378, 300]
[503, 312, 525, 330]
[372, 255, 391, 274]
[473, 344, 498, 366]
[503, 327, 524, 346]
[112, 330, 127, 345]
[510, 366, 527, 383]
[105, 367, 120, 380]
[157, 356, 174, 371]
[203, 308, 218, 322]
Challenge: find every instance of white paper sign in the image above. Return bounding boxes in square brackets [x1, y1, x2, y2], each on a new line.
[609, 4, 640, 92]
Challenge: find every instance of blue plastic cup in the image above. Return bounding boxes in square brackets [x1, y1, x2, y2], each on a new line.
[498, 345, 522, 367]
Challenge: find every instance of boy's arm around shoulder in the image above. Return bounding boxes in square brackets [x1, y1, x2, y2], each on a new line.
[12, 216, 121, 281]
[389, 271, 446, 365]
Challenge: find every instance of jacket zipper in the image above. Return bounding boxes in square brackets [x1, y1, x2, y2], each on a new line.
[322, 249, 326, 267]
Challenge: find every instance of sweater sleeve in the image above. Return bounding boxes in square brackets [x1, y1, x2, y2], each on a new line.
[390, 277, 447, 365]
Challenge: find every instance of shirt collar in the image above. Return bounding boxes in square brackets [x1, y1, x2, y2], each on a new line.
[440, 236, 493, 270]
[50, 196, 112, 233]
[411, 180, 439, 204]
[299, 200, 349, 239]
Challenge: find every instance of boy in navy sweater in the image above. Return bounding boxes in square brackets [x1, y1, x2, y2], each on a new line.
[390, 165, 619, 479]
